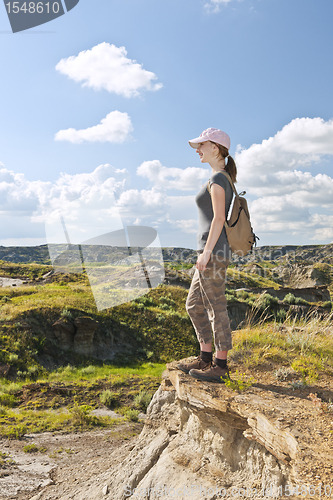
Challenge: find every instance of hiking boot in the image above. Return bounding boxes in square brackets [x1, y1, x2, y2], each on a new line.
[177, 356, 211, 374]
[189, 362, 230, 383]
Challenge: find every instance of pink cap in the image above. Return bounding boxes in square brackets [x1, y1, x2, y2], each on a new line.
[189, 128, 230, 150]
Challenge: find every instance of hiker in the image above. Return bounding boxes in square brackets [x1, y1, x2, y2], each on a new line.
[177, 128, 237, 382]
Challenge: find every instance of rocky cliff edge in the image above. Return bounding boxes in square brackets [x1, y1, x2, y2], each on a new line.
[54, 359, 333, 500]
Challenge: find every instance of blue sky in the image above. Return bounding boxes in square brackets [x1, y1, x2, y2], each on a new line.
[1, 0, 333, 250]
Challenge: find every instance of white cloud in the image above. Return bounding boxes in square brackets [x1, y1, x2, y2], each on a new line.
[4, 114, 333, 249]
[0, 161, 198, 248]
[137, 160, 209, 191]
[56, 43, 162, 98]
[169, 219, 198, 234]
[117, 187, 168, 217]
[54, 111, 133, 144]
[234, 117, 333, 242]
[0, 163, 130, 239]
[235, 117, 333, 187]
[205, 0, 240, 13]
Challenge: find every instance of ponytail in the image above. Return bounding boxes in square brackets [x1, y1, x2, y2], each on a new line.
[212, 142, 237, 183]
[225, 155, 237, 183]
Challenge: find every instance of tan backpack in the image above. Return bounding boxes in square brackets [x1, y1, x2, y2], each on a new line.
[207, 171, 258, 257]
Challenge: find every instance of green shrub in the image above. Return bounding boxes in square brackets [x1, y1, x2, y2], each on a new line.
[159, 296, 176, 307]
[99, 390, 118, 407]
[322, 301, 332, 309]
[124, 409, 140, 422]
[160, 303, 172, 310]
[134, 390, 152, 412]
[256, 293, 278, 310]
[294, 297, 309, 306]
[0, 405, 7, 415]
[283, 293, 296, 305]
[4, 383, 21, 395]
[274, 309, 287, 323]
[136, 296, 155, 307]
[80, 365, 96, 375]
[226, 293, 237, 303]
[156, 314, 165, 323]
[8, 353, 19, 363]
[0, 394, 18, 408]
[224, 370, 256, 392]
[23, 444, 39, 453]
[60, 307, 73, 320]
[27, 365, 39, 379]
[70, 404, 94, 426]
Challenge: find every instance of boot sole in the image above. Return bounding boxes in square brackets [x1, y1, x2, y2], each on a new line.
[177, 365, 191, 374]
[189, 371, 229, 383]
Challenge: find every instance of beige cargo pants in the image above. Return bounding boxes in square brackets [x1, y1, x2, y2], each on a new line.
[185, 255, 232, 352]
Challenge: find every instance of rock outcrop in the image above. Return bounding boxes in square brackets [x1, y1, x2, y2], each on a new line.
[51, 316, 99, 357]
[73, 316, 99, 356]
[52, 319, 76, 350]
[56, 360, 332, 500]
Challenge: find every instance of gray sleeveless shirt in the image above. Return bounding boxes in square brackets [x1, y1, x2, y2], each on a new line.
[195, 171, 233, 259]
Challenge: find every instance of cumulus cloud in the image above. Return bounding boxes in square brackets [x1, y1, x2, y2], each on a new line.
[137, 160, 209, 191]
[236, 117, 333, 186]
[56, 43, 162, 98]
[234, 117, 333, 241]
[54, 111, 133, 144]
[170, 219, 198, 234]
[5, 114, 333, 249]
[0, 161, 198, 248]
[0, 163, 130, 243]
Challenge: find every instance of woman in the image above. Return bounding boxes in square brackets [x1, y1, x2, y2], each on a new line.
[177, 128, 237, 382]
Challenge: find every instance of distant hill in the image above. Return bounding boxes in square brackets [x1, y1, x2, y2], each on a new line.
[1, 243, 333, 265]
[0, 245, 51, 264]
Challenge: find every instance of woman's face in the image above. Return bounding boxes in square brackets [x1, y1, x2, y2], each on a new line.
[195, 141, 217, 163]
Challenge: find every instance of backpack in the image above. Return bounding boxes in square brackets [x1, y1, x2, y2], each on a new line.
[207, 171, 259, 257]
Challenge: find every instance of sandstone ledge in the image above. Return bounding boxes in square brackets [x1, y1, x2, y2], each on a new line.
[51, 358, 332, 500]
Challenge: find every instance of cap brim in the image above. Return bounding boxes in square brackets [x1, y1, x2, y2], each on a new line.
[188, 137, 205, 148]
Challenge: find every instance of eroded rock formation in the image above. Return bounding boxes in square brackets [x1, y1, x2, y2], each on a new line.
[52, 319, 76, 350]
[73, 316, 99, 356]
[57, 360, 332, 500]
[51, 316, 99, 357]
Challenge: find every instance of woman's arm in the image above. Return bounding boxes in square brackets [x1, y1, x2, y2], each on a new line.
[196, 183, 226, 271]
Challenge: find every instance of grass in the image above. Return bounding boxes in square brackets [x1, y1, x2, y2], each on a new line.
[133, 390, 153, 412]
[0, 450, 15, 467]
[99, 389, 119, 407]
[23, 443, 39, 453]
[0, 362, 164, 437]
[0, 280, 198, 371]
[0, 258, 332, 437]
[0, 405, 120, 439]
[224, 370, 256, 392]
[226, 268, 280, 289]
[230, 312, 333, 381]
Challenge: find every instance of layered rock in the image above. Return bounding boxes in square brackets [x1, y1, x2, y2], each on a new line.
[58, 360, 332, 500]
[51, 316, 99, 357]
[73, 317, 99, 356]
[52, 319, 76, 350]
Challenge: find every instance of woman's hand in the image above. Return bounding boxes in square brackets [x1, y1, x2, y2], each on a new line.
[196, 250, 211, 271]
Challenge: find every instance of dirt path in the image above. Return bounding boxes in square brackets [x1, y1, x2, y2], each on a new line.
[0, 419, 144, 500]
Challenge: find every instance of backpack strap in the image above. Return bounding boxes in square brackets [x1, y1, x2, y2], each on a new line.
[206, 171, 240, 230]
[207, 170, 238, 196]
